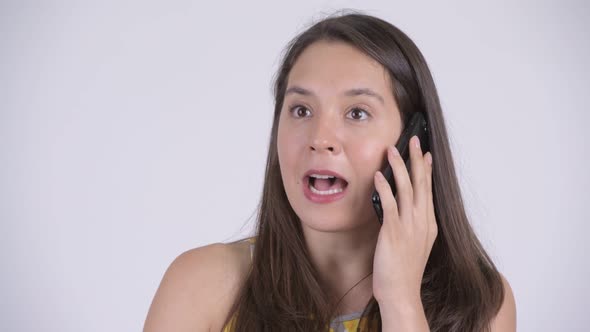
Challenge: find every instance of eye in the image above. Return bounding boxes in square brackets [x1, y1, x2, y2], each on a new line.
[346, 107, 370, 121]
[289, 105, 312, 118]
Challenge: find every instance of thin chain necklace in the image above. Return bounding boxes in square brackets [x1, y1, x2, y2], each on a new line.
[332, 271, 373, 314]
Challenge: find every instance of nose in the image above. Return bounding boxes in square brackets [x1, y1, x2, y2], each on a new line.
[309, 119, 342, 154]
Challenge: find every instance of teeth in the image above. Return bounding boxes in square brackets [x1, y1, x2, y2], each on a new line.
[309, 182, 344, 195]
[310, 174, 336, 179]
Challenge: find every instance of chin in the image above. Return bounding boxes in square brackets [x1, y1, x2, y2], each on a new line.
[298, 213, 365, 233]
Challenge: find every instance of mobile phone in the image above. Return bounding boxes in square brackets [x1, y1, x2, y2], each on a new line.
[371, 112, 430, 225]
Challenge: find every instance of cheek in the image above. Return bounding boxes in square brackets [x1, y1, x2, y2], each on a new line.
[347, 138, 388, 197]
[349, 139, 386, 171]
[277, 124, 304, 179]
[277, 117, 290, 162]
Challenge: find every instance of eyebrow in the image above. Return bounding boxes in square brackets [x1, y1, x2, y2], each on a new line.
[285, 85, 385, 105]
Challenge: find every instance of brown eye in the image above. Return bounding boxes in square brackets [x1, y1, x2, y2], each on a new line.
[290, 105, 311, 118]
[347, 107, 369, 120]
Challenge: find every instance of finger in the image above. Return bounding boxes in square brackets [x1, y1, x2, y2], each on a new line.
[387, 145, 413, 222]
[374, 170, 399, 226]
[425, 152, 438, 239]
[409, 135, 428, 216]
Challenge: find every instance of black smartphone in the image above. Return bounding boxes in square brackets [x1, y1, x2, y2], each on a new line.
[371, 112, 430, 225]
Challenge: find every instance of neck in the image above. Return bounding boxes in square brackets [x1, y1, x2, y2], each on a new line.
[301, 219, 380, 314]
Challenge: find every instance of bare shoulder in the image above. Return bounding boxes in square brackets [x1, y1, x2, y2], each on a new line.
[490, 273, 517, 332]
[143, 239, 252, 332]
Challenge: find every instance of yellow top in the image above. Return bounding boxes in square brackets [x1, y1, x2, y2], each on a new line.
[223, 311, 376, 332]
[222, 237, 378, 331]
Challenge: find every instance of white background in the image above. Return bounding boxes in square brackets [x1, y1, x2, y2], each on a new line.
[1, 1, 588, 331]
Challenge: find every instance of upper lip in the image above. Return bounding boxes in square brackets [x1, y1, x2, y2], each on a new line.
[303, 169, 349, 183]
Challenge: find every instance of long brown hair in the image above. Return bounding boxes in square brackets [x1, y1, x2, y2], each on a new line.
[222, 11, 504, 332]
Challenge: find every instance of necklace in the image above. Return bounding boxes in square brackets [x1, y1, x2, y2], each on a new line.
[332, 271, 373, 313]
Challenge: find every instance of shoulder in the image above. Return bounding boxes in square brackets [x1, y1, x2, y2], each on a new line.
[490, 273, 517, 332]
[143, 239, 253, 332]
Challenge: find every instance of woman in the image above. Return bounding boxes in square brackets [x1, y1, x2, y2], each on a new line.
[144, 12, 516, 332]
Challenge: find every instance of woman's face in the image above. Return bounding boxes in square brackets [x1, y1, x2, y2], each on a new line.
[277, 41, 403, 231]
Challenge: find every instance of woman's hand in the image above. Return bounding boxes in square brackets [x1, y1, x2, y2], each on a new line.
[372, 135, 437, 310]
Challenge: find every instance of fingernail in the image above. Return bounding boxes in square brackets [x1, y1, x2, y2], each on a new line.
[414, 136, 420, 149]
[426, 153, 432, 165]
[390, 146, 399, 157]
[375, 171, 385, 181]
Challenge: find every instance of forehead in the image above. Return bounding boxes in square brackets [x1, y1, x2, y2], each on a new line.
[287, 41, 391, 95]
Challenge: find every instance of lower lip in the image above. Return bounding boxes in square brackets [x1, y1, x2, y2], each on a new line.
[302, 178, 348, 203]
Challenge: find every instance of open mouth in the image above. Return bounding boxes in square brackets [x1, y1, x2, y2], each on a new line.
[307, 175, 349, 195]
